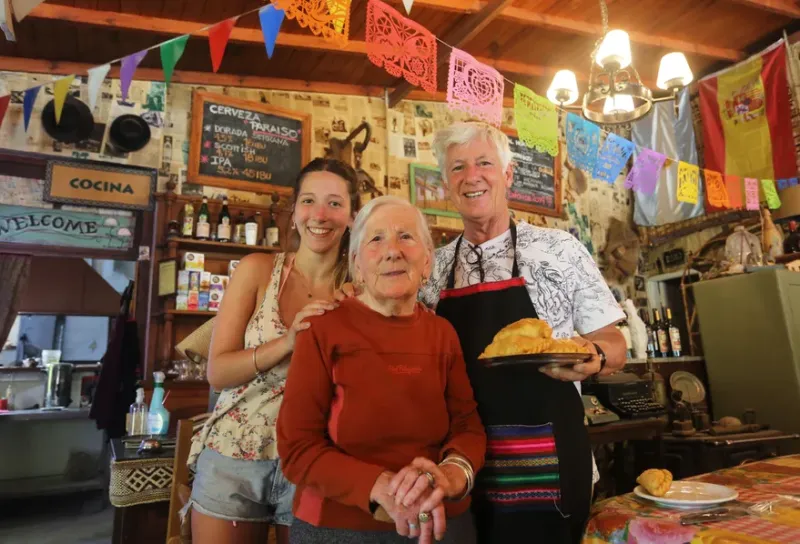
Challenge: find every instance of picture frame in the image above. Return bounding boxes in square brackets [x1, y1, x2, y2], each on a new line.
[408, 163, 460, 218]
[503, 129, 563, 219]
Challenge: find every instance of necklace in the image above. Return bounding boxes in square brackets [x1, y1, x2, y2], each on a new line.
[292, 267, 333, 299]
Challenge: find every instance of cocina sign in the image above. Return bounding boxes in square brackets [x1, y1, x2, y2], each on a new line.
[45, 160, 156, 211]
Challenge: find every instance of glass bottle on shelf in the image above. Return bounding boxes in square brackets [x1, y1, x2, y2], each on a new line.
[642, 309, 656, 359]
[217, 197, 232, 242]
[195, 197, 211, 240]
[665, 308, 682, 357]
[653, 309, 669, 358]
[266, 210, 280, 247]
[254, 212, 263, 246]
[181, 201, 194, 238]
[233, 211, 246, 244]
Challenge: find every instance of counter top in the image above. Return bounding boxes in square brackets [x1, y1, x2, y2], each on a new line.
[628, 356, 705, 364]
[0, 407, 90, 422]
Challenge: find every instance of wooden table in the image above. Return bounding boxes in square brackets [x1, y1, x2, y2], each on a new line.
[583, 454, 800, 543]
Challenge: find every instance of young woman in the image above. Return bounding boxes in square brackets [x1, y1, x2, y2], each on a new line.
[186, 159, 360, 544]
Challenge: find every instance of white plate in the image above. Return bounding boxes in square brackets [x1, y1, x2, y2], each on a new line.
[634, 482, 739, 509]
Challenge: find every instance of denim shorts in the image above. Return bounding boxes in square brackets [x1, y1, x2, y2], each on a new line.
[188, 447, 295, 525]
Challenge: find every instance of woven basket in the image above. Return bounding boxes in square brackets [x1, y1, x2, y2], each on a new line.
[175, 317, 215, 363]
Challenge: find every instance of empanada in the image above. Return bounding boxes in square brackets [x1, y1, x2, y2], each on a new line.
[637, 468, 673, 497]
[492, 318, 553, 343]
[545, 338, 591, 354]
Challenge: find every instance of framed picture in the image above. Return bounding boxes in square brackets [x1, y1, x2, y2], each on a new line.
[409, 163, 460, 218]
[503, 129, 563, 218]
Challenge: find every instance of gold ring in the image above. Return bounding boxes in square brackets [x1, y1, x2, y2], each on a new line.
[423, 471, 436, 488]
[418, 511, 431, 524]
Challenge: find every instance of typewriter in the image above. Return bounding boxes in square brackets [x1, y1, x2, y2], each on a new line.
[583, 373, 667, 419]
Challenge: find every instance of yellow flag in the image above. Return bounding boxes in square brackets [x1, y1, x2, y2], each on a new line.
[53, 75, 74, 125]
[677, 161, 700, 205]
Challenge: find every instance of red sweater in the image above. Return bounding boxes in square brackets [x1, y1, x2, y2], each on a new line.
[277, 298, 485, 531]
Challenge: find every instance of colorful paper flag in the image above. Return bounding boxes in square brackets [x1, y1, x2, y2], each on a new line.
[1, 0, 16, 42]
[366, 0, 436, 94]
[592, 132, 635, 185]
[790, 177, 799, 187]
[699, 40, 796, 181]
[208, 17, 237, 73]
[744, 178, 760, 210]
[725, 175, 743, 209]
[160, 35, 190, 85]
[402, 0, 413, 13]
[0, 94, 10, 130]
[259, 4, 285, 59]
[761, 179, 781, 209]
[275, 0, 351, 44]
[53, 75, 74, 125]
[22, 86, 40, 132]
[704, 169, 729, 208]
[120, 49, 148, 101]
[10, 0, 44, 21]
[676, 162, 700, 204]
[87, 64, 111, 112]
[514, 84, 558, 156]
[447, 48, 504, 127]
[626, 148, 667, 194]
[566, 113, 601, 173]
[777, 179, 789, 190]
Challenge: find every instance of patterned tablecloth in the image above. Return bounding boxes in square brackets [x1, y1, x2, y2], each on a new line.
[583, 455, 800, 543]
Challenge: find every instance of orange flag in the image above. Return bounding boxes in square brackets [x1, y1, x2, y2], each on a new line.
[704, 169, 729, 209]
[725, 175, 743, 209]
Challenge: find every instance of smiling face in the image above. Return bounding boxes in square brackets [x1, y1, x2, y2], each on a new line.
[353, 204, 432, 306]
[294, 171, 354, 254]
[444, 137, 514, 223]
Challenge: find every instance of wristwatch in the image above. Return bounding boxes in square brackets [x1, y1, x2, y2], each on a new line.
[593, 342, 607, 370]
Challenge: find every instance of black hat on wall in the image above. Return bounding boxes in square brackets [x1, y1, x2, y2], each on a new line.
[41, 95, 95, 144]
[107, 114, 152, 153]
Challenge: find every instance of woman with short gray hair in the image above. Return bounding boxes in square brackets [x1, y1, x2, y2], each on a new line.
[278, 196, 486, 544]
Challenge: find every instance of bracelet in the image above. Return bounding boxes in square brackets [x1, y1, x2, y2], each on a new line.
[439, 455, 474, 501]
[252, 345, 260, 376]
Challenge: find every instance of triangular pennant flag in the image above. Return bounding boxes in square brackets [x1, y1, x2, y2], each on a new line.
[22, 85, 40, 132]
[160, 35, 190, 85]
[402, 0, 413, 13]
[259, 4, 285, 59]
[53, 75, 74, 125]
[87, 63, 111, 112]
[1, 0, 16, 41]
[120, 49, 148, 101]
[0, 94, 10, 130]
[208, 17, 237, 73]
[10, 0, 43, 21]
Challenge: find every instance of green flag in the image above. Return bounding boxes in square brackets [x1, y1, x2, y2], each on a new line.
[160, 35, 190, 85]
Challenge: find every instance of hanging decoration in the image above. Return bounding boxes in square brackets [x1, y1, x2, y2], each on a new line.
[0, 94, 10, 130]
[676, 161, 700, 204]
[10, 0, 43, 21]
[703, 169, 729, 209]
[744, 178, 760, 211]
[1, 0, 15, 42]
[22, 85, 40, 132]
[777, 177, 798, 190]
[87, 64, 111, 112]
[513, 84, 558, 156]
[626, 148, 667, 194]
[274, 0, 352, 44]
[259, 4, 285, 59]
[365, 0, 437, 94]
[566, 113, 601, 173]
[447, 48, 504, 126]
[208, 17, 237, 73]
[725, 175, 743, 209]
[53, 75, 74, 125]
[120, 49, 148, 101]
[160, 35, 190, 85]
[592, 132, 635, 185]
[760, 179, 781, 209]
[402, 0, 413, 14]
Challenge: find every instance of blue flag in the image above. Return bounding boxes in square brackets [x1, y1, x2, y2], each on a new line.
[23, 86, 41, 132]
[566, 113, 601, 173]
[592, 132, 635, 184]
[259, 4, 285, 59]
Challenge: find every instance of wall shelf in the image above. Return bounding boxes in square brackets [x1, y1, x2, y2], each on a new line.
[166, 310, 217, 317]
[167, 238, 281, 254]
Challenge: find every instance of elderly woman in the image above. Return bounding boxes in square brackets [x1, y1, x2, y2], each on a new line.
[277, 196, 486, 544]
[415, 122, 628, 544]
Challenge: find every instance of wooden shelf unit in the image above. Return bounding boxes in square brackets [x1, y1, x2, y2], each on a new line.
[166, 237, 282, 255]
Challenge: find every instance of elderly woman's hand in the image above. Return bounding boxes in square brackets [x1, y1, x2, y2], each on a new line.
[389, 457, 467, 510]
[371, 471, 446, 543]
[333, 282, 361, 301]
[539, 336, 601, 382]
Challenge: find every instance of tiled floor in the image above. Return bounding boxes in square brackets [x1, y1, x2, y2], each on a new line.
[0, 493, 113, 544]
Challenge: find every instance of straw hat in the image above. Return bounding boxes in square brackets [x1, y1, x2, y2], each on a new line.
[175, 317, 215, 363]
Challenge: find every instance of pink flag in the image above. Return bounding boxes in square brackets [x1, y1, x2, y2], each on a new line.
[626, 148, 667, 194]
[447, 47, 504, 126]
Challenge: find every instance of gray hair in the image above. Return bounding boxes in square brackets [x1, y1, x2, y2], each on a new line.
[433, 122, 512, 182]
[348, 196, 434, 280]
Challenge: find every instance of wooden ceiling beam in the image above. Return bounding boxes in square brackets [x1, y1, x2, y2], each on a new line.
[387, 0, 515, 107]
[727, 0, 800, 18]
[393, 1, 745, 62]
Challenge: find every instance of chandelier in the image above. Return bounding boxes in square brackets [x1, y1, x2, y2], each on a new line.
[545, 0, 694, 125]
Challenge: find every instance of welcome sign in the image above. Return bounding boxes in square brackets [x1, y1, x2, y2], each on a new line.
[45, 161, 156, 211]
[0, 204, 135, 250]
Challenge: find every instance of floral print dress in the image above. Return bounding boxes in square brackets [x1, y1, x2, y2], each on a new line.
[187, 252, 291, 467]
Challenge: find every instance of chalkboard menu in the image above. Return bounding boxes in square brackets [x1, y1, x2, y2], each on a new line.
[504, 130, 562, 218]
[189, 91, 310, 194]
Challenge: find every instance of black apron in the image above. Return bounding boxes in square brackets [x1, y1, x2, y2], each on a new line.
[435, 222, 592, 544]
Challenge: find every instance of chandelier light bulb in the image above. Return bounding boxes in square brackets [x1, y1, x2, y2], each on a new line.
[657, 52, 694, 90]
[596, 29, 632, 69]
[546, 70, 579, 105]
[603, 94, 635, 115]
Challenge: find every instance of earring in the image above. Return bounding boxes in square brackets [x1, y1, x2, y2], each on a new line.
[421, 277, 429, 286]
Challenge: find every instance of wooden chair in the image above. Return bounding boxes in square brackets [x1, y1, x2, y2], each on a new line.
[166, 415, 209, 544]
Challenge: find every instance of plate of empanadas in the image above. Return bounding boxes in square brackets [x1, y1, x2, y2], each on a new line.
[634, 469, 738, 508]
[478, 318, 593, 368]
